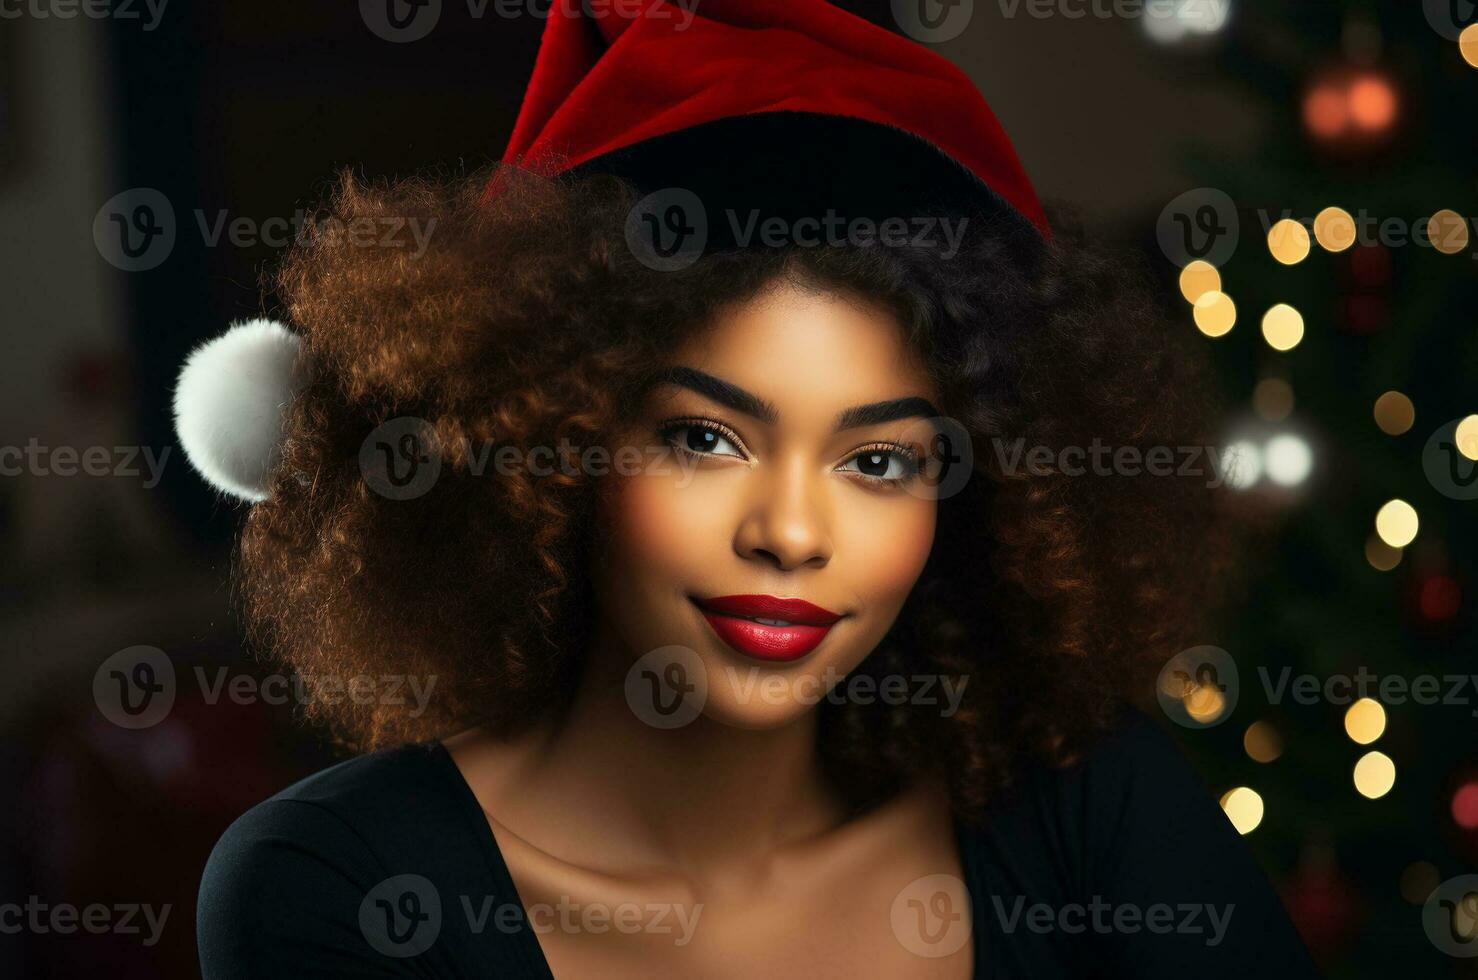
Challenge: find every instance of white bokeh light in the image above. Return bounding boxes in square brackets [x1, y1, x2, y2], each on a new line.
[1264, 433, 1314, 487]
[1222, 439, 1263, 490]
[1143, 0, 1232, 44]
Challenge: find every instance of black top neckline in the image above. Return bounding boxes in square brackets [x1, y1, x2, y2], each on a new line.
[421, 739, 981, 978]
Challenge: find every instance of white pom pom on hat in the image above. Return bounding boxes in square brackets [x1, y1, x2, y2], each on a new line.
[173, 318, 309, 502]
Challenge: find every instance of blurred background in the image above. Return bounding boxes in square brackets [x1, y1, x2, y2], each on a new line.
[1, 0, 1475, 976]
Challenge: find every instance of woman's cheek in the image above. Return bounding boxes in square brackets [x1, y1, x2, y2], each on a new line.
[838, 493, 937, 612]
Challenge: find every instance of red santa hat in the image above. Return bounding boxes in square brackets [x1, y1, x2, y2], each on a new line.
[175, 0, 1048, 503]
[488, 0, 1049, 246]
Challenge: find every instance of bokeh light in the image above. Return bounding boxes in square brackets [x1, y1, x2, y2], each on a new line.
[1220, 787, 1265, 834]
[1193, 291, 1237, 337]
[1244, 720, 1283, 763]
[1364, 533, 1402, 572]
[1179, 260, 1221, 303]
[1267, 219, 1311, 265]
[1261, 303, 1305, 351]
[1375, 499, 1419, 548]
[1428, 209, 1471, 256]
[1314, 207, 1357, 252]
[1372, 391, 1414, 435]
[1354, 751, 1396, 799]
[1265, 433, 1313, 486]
[1253, 378, 1294, 421]
[1456, 414, 1478, 461]
[1343, 698, 1386, 744]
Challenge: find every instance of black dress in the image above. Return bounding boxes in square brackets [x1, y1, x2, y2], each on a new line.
[197, 711, 1322, 978]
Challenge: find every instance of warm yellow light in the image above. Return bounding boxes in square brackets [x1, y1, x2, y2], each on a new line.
[1372, 391, 1415, 435]
[1194, 291, 1237, 337]
[1314, 207, 1357, 252]
[1456, 414, 1478, 462]
[1185, 684, 1228, 724]
[1219, 787, 1265, 834]
[1354, 750, 1396, 799]
[1428, 209, 1471, 256]
[1179, 260, 1221, 304]
[1267, 219, 1311, 265]
[1253, 378, 1294, 422]
[1463, 25, 1478, 69]
[1364, 533, 1402, 572]
[1344, 697, 1386, 744]
[1261, 304, 1305, 351]
[1375, 499, 1419, 548]
[1243, 720, 1283, 763]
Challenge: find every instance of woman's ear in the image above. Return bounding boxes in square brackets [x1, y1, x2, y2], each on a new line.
[173, 318, 309, 503]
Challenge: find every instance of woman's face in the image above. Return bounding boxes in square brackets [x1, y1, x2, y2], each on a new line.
[593, 278, 942, 730]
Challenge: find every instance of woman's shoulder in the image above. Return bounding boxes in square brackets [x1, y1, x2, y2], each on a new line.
[196, 742, 543, 978]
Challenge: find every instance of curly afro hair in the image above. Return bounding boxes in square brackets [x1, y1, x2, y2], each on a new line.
[238, 165, 1232, 822]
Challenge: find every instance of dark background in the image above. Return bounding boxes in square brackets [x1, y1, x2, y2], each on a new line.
[2, 1, 1475, 976]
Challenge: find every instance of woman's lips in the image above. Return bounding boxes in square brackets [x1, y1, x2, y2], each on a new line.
[691, 594, 843, 662]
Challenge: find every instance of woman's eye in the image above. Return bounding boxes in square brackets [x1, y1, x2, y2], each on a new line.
[839, 448, 919, 484]
[661, 422, 745, 458]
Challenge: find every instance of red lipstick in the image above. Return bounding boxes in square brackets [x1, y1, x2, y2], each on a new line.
[692, 594, 843, 662]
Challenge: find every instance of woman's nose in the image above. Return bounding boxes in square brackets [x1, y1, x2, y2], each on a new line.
[732, 456, 833, 571]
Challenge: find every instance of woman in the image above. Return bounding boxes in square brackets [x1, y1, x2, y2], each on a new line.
[185, 2, 1320, 976]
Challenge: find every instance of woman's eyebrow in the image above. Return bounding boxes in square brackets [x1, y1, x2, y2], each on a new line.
[654, 366, 778, 423]
[654, 366, 939, 431]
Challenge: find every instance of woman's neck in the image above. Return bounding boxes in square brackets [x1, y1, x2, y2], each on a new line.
[456, 623, 851, 881]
